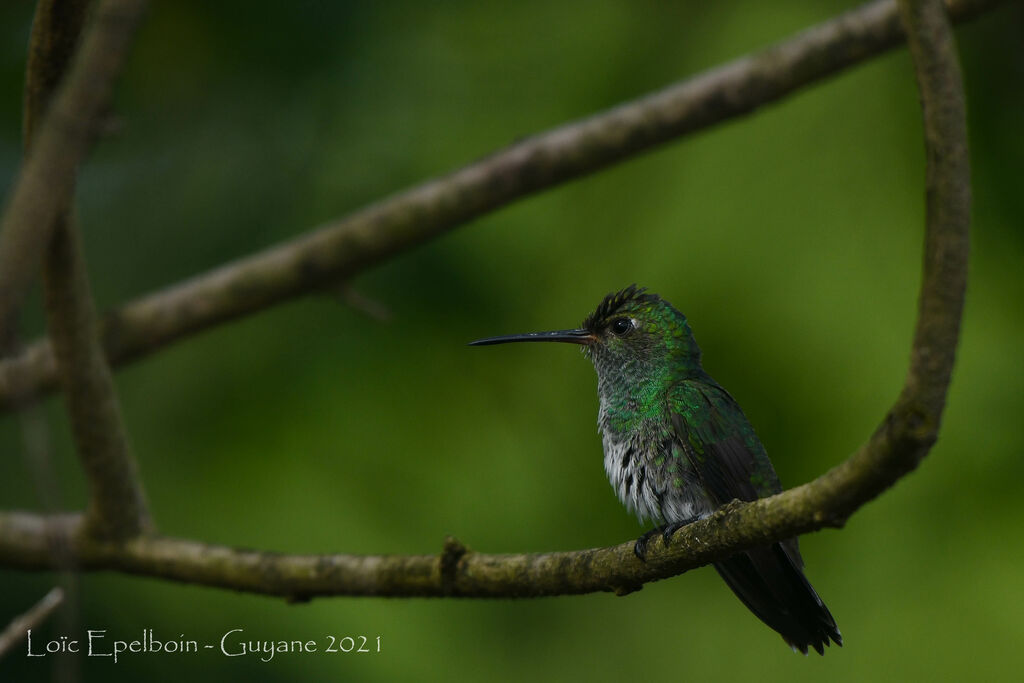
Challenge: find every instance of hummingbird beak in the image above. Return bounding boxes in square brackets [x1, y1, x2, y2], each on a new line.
[468, 328, 594, 346]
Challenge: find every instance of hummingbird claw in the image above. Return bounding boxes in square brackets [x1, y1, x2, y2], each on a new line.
[661, 518, 698, 545]
[634, 518, 700, 561]
[633, 523, 670, 561]
[633, 538, 649, 562]
[633, 528, 659, 561]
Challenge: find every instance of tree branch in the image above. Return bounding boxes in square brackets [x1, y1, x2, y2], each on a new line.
[0, 0, 997, 412]
[0, 0, 971, 600]
[0, 503, 905, 598]
[22, 0, 152, 540]
[899, 0, 971, 416]
[44, 220, 153, 540]
[0, 587, 64, 659]
[22, 0, 91, 146]
[0, 0, 149, 347]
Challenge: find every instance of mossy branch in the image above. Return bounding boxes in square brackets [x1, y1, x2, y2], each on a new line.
[0, 0, 995, 412]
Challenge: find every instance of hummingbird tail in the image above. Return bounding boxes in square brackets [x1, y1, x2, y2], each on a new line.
[713, 542, 842, 655]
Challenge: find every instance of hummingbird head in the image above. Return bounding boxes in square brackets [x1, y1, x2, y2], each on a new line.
[470, 285, 703, 388]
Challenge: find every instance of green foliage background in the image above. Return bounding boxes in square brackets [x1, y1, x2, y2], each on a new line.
[1, 1, 1021, 680]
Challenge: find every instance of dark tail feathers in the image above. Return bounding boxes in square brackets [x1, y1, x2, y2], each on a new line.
[713, 541, 842, 655]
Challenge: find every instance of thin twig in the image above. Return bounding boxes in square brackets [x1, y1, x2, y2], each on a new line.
[0, 0, 998, 412]
[333, 284, 393, 323]
[0, 587, 64, 659]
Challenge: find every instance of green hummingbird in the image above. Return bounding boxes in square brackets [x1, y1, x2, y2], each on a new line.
[470, 285, 841, 654]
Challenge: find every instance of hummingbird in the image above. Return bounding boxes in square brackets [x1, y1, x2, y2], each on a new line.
[470, 285, 841, 654]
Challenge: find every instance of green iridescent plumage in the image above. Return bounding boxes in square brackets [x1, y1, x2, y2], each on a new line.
[470, 285, 841, 654]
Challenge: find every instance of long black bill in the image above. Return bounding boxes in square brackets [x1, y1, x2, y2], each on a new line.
[468, 329, 594, 346]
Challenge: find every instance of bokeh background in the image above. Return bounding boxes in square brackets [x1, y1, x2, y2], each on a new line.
[1, 0, 1022, 680]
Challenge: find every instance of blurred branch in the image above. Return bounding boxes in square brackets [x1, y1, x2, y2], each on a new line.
[44, 220, 153, 540]
[0, 587, 64, 659]
[0, 0, 999, 412]
[22, 0, 91, 145]
[0, 0, 971, 600]
[0, 0, 149, 355]
[330, 283, 394, 323]
[23, 0, 152, 540]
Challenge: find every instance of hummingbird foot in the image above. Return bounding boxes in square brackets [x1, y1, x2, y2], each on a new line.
[633, 528, 659, 561]
[633, 517, 700, 561]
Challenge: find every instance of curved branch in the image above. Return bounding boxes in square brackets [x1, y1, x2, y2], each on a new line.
[899, 0, 971, 414]
[0, 0, 970, 599]
[0, 0, 997, 412]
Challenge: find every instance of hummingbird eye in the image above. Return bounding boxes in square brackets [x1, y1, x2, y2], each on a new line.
[610, 318, 633, 336]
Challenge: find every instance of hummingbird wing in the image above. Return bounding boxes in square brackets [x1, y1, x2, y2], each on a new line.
[667, 379, 781, 506]
[669, 379, 842, 654]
